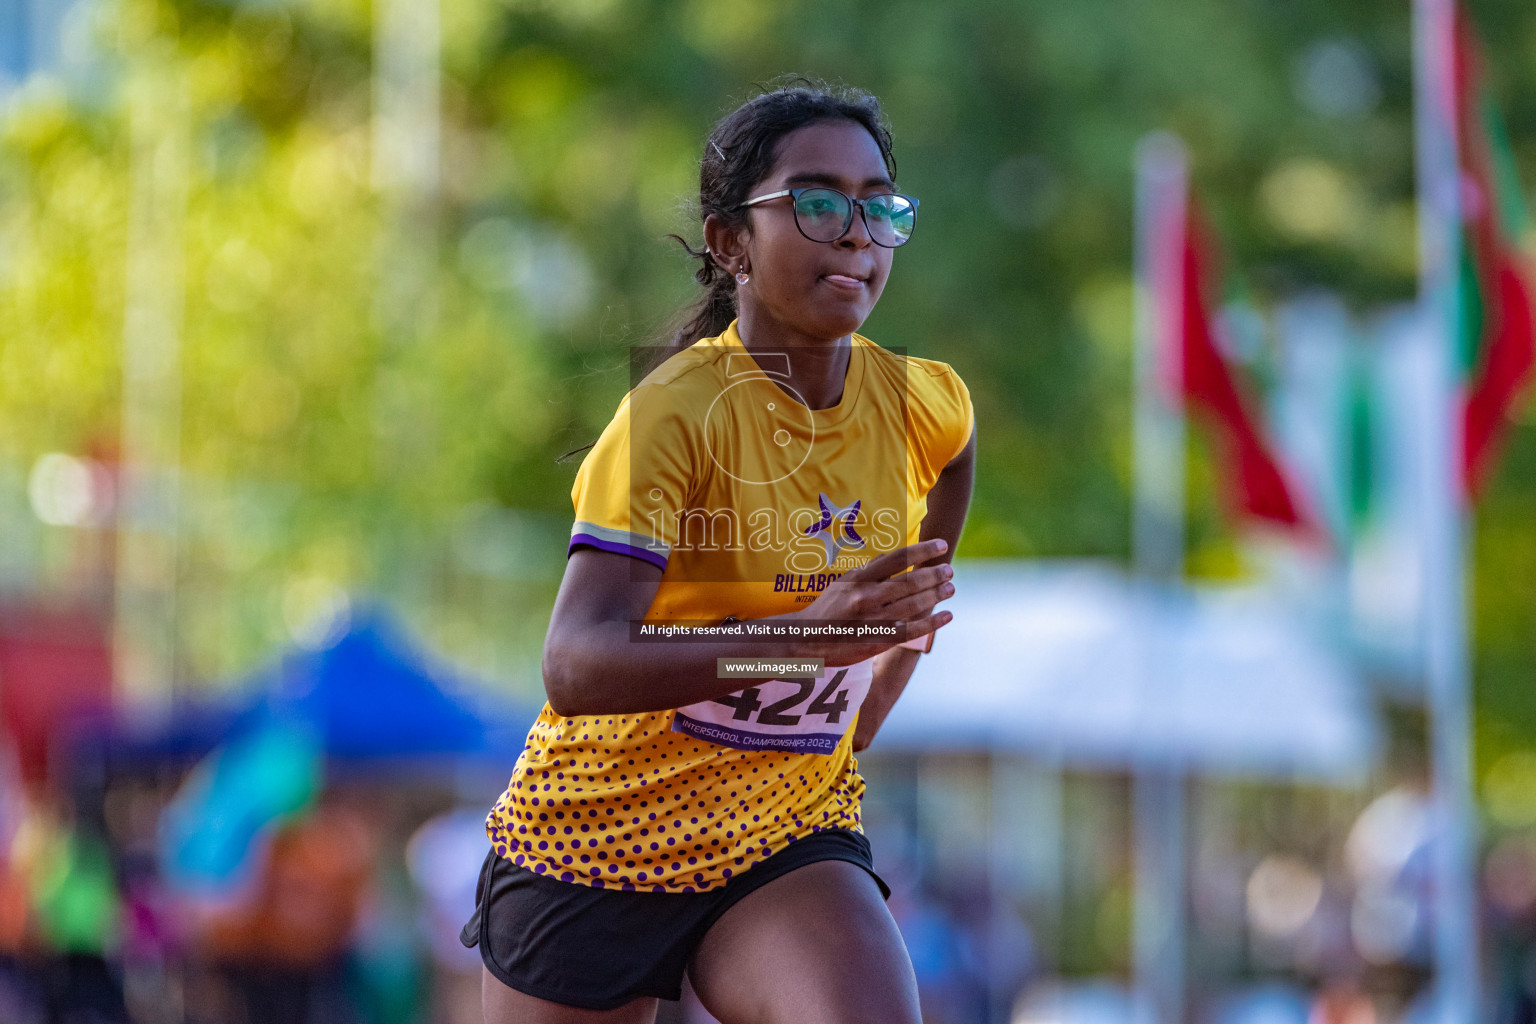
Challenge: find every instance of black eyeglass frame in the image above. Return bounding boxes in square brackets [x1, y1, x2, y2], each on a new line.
[737, 186, 921, 248]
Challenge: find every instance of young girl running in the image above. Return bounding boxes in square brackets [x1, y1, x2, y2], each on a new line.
[464, 82, 977, 1024]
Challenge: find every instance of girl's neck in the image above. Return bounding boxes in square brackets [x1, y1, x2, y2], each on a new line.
[734, 307, 853, 412]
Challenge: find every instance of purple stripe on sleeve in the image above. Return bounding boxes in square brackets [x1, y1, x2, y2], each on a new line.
[569, 533, 669, 571]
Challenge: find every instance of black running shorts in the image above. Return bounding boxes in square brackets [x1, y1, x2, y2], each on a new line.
[460, 827, 890, 1010]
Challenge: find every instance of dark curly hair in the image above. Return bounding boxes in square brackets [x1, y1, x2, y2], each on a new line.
[664, 79, 896, 355]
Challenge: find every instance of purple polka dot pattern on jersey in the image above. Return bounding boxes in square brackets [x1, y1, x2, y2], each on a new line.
[483, 705, 866, 893]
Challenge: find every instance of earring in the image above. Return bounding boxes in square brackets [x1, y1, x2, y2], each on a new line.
[735, 262, 749, 286]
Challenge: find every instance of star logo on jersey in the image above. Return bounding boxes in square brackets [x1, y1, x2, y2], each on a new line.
[804, 493, 865, 566]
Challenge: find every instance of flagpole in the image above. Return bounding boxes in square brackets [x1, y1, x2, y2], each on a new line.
[1132, 131, 1188, 1024]
[371, 0, 441, 592]
[115, 44, 189, 724]
[1412, 0, 1482, 1019]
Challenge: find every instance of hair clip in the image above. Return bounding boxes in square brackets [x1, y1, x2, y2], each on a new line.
[711, 141, 726, 161]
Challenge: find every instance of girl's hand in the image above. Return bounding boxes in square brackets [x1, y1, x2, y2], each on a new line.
[787, 538, 954, 665]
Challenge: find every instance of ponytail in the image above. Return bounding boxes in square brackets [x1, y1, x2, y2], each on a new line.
[663, 235, 739, 352]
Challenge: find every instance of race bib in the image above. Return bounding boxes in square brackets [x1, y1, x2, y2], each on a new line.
[671, 659, 875, 755]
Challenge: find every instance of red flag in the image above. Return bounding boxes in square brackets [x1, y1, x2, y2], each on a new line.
[1172, 209, 1319, 537]
[1453, 17, 1536, 496]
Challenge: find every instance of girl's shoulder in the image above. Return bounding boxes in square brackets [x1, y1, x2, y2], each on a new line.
[853, 335, 973, 475]
[630, 334, 745, 396]
[852, 334, 970, 409]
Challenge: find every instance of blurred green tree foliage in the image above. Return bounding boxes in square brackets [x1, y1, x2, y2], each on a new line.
[0, 0, 1532, 750]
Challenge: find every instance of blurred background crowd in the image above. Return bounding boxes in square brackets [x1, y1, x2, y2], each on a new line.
[1, 0, 1535, 1021]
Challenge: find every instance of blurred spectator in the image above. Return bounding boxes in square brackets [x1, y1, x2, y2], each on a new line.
[186, 795, 376, 1024]
[34, 826, 126, 1023]
[1307, 979, 1376, 1024]
[1485, 833, 1536, 1024]
[0, 785, 129, 1024]
[405, 807, 488, 1024]
[348, 865, 428, 1024]
[890, 883, 985, 1024]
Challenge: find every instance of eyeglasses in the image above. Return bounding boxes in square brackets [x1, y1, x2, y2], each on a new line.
[738, 187, 920, 248]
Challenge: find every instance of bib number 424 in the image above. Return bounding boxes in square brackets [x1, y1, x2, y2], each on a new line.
[711, 670, 852, 726]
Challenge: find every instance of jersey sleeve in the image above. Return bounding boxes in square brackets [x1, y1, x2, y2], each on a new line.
[568, 384, 702, 572]
[907, 362, 975, 489]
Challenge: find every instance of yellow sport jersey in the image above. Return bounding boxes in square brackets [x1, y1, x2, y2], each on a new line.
[485, 320, 972, 892]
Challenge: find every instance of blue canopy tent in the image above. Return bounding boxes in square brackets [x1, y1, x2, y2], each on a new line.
[237, 607, 536, 767]
[90, 607, 537, 772]
[156, 608, 537, 894]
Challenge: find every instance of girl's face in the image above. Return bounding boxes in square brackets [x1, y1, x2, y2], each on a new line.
[726, 119, 897, 342]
